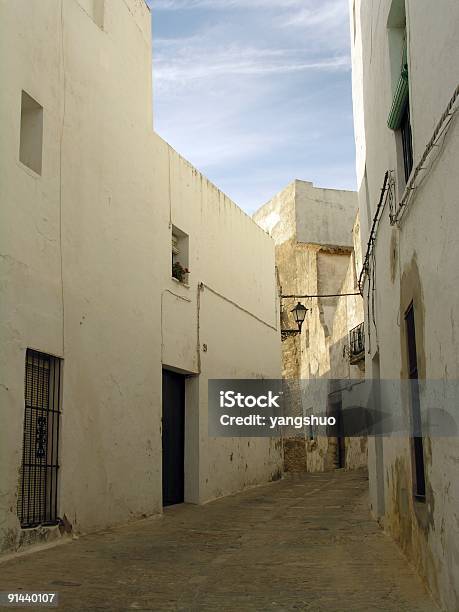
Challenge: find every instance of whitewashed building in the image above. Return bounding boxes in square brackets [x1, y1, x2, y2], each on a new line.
[254, 180, 367, 473]
[350, 0, 459, 608]
[0, 0, 282, 556]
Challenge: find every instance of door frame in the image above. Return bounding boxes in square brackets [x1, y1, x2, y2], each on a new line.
[161, 366, 200, 505]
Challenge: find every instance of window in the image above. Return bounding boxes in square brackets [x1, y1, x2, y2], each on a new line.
[387, 1, 413, 187]
[405, 304, 426, 500]
[17, 350, 62, 528]
[349, 322, 365, 363]
[400, 103, 413, 182]
[77, 0, 104, 28]
[19, 91, 43, 175]
[171, 226, 189, 284]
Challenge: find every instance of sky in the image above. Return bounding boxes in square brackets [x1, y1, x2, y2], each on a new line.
[147, 0, 356, 214]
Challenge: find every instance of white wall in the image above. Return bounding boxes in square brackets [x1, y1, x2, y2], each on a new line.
[295, 181, 358, 247]
[252, 181, 297, 245]
[0, 0, 281, 554]
[351, 0, 459, 608]
[254, 180, 357, 248]
[154, 139, 283, 503]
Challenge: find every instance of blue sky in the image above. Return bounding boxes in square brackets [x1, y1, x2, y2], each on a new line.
[147, 0, 356, 214]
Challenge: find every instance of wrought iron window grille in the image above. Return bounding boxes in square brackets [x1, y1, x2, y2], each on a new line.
[349, 322, 365, 363]
[17, 349, 62, 529]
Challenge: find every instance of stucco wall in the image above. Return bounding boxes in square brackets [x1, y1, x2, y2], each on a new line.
[254, 180, 357, 248]
[254, 182, 365, 473]
[0, 0, 281, 555]
[295, 180, 358, 247]
[155, 139, 283, 503]
[351, 0, 459, 608]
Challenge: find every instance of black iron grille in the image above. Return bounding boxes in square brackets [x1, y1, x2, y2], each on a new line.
[349, 322, 365, 357]
[17, 349, 62, 528]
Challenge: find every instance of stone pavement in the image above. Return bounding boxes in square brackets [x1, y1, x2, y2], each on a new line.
[0, 470, 437, 611]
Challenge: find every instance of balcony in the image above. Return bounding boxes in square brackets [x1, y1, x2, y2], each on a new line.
[349, 322, 365, 364]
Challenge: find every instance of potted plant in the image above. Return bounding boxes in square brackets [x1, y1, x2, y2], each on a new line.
[172, 261, 189, 283]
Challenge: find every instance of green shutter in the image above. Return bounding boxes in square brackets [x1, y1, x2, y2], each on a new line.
[387, 42, 409, 130]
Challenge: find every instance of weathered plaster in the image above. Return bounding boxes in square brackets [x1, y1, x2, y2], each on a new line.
[0, 0, 281, 556]
[254, 184, 366, 473]
[351, 0, 459, 607]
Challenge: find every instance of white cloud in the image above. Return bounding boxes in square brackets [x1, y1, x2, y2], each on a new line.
[151, 0, 356, 212]
[281, 0, 348, 28]
[153, 0, 351, 92]
[149, 0, 303, 10]
[154, 44, 349, 89]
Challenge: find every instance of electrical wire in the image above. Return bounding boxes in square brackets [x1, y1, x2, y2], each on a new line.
[358, 171, 390, 296]
[281, 293, 361, 299]
[392, 83, 459, 225]
[59, 0, 66, 357]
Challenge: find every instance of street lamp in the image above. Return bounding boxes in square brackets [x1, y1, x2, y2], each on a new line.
[291, 302, 308, 332]
[281, 301, 308, 341]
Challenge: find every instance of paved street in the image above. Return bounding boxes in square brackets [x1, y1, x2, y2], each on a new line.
[0, 470, 437, 611]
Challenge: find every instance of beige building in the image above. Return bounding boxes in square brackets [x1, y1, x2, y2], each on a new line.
[0, 0, 282, 556]
[351, 0, 459, 608]
[254, 180, 367, 473]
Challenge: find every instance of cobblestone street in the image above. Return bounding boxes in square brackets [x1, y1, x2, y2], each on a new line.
[0, 470, 437, 611]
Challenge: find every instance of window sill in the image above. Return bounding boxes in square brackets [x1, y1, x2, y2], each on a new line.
[17, 159, 41, 179]
[171, 276, 190, 289]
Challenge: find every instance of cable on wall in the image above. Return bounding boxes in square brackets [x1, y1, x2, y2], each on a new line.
[281, 292, 361, 299]
[162, 282, 277, 375]
[358, 171, 395, 353]
[391, 83, 459, 225]
[358, 170, 391, 296]
[59, 0, 67, 358]
[160, 289, 192, 364]
[357, 85, 459, 349]
[200, 282, 278, 332]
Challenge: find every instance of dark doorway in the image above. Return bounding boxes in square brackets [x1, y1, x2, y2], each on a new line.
[162, 369, 185, 506]
[330, 400, 345, 469]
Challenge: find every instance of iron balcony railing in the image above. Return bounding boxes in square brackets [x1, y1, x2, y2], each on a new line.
[349, 322, 365, 362]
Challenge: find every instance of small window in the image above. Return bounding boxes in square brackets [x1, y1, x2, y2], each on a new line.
[19, 91, 43, 175]
[17, 350, 62, 528]
[171, 226, 189, 284]
[77, 0, 104, 28]
[387, 2, 414, 188]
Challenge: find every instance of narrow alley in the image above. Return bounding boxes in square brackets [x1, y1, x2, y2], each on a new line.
[0, 471, 436, 612]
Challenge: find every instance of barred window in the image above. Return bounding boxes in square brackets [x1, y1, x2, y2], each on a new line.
[17, 350, 62, 528]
